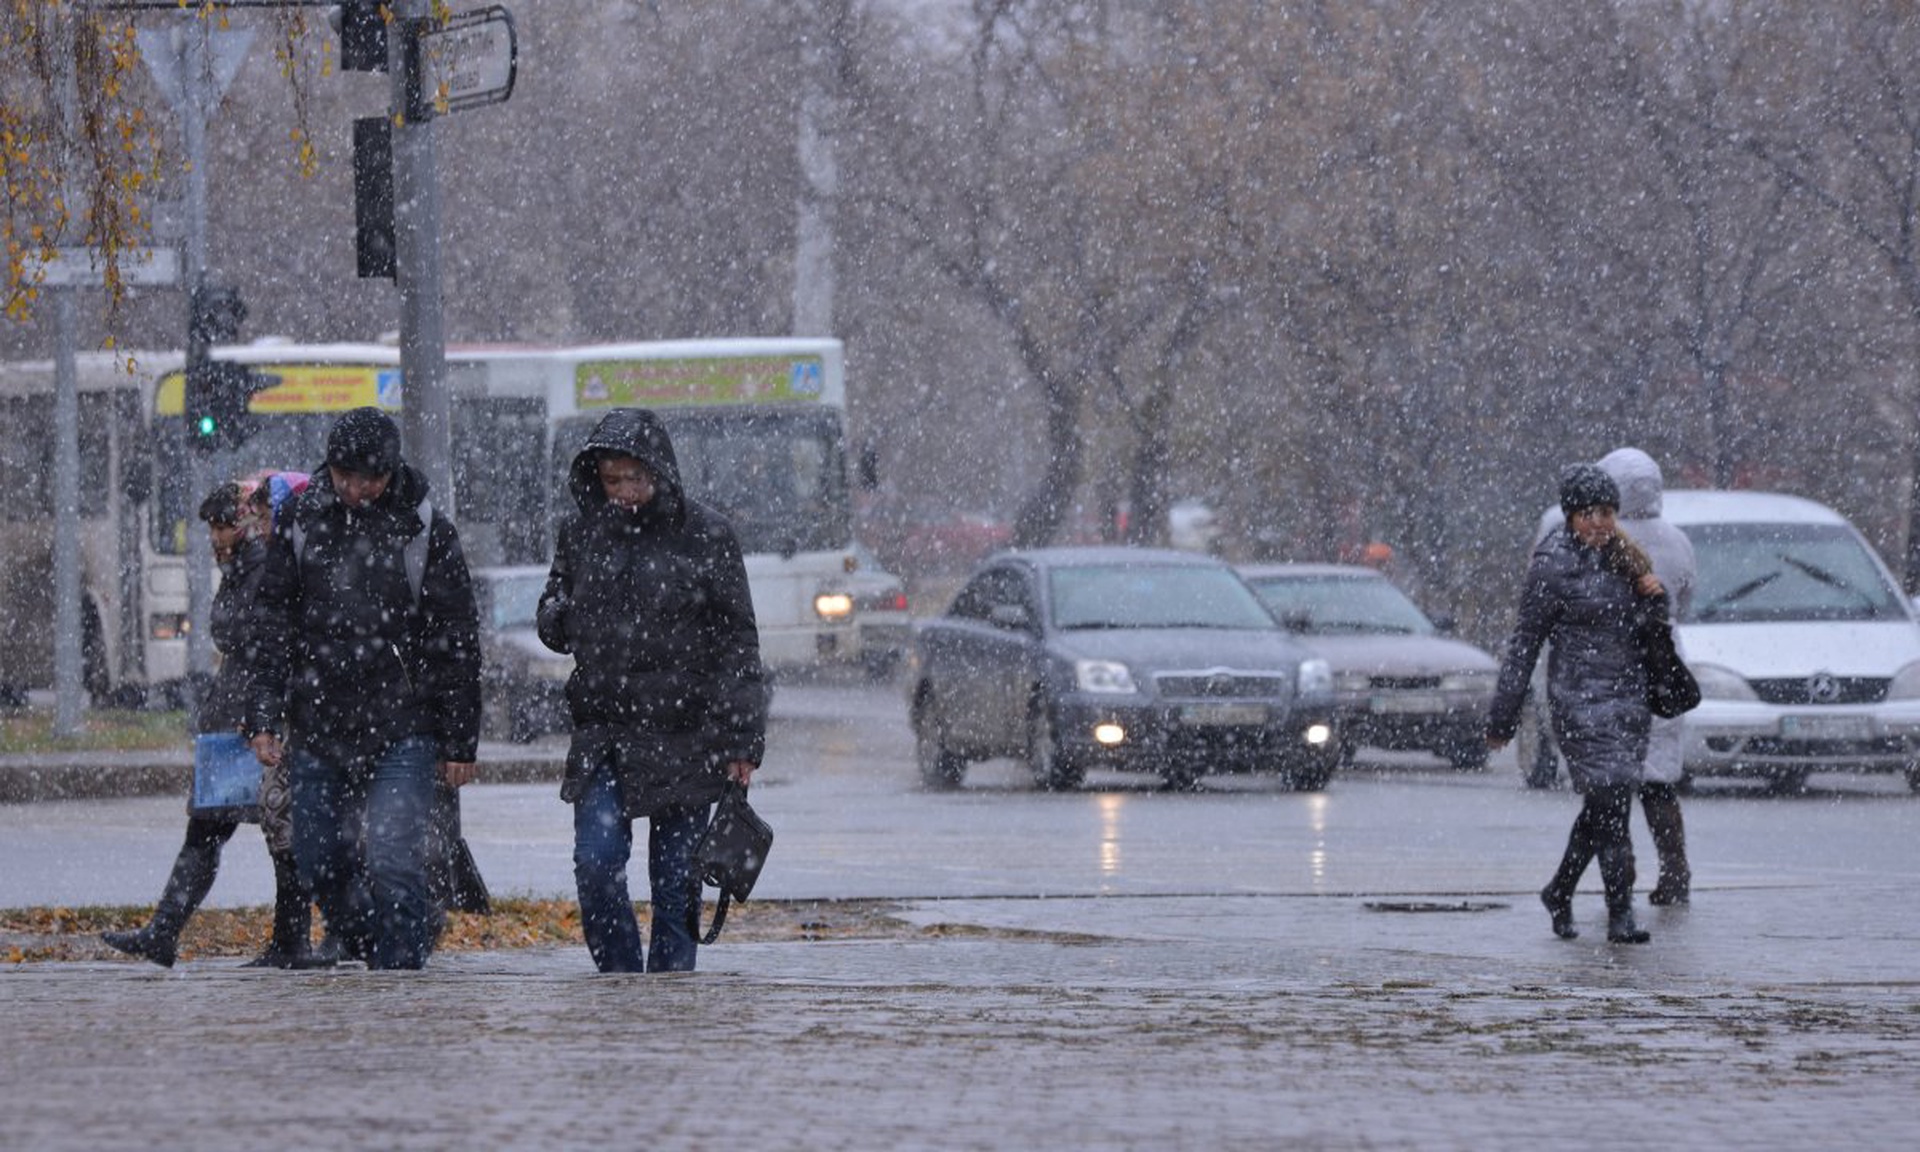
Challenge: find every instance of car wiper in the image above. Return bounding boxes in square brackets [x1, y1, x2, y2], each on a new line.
[1696, 569, 1782, 620]
[1780, 554, 1878, 609]
[1059, 620, 1135, 631]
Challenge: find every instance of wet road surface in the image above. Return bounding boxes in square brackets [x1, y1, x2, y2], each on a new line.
[3, 679, 1918, 1148]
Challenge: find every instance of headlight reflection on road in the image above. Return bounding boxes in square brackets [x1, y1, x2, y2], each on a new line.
[1307, 792, 1330, 887]
[1098, 792, 1125, 877]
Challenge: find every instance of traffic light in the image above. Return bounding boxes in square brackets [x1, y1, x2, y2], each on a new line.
[184, 361, 266, 453]
[353, 116, 396, 279]
[339, 2, 389, 72]
[189, 283, 246, 348]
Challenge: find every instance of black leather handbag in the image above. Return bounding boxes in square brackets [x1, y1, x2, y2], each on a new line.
[686, 781, 774, 944]
[1640, 612, 1701, 719]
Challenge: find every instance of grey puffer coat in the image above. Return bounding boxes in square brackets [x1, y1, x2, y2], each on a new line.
[1488, 527, 1663, 790]
[537, 407, 767, 819]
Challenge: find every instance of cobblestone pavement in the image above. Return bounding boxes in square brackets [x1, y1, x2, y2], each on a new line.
[5, 880, 1919, 1151]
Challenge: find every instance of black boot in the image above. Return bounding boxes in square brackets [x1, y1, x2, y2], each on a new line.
[243, 852, 313, 968]
[101, 830, 223, 968]
[1641, 784, 1691, 905]
[1540, 887, 1578, 939]
[1607, 905, 1651, 944]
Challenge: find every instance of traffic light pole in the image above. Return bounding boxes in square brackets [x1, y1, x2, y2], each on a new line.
[391, 1, 453, 503]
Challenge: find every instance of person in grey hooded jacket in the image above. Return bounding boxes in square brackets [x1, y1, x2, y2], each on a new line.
[537, 407, 767, 973]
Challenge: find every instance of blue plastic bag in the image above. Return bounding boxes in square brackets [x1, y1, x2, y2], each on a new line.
[191, 733, 261, 816]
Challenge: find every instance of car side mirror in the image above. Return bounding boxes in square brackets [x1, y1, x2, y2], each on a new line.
[1431, 613, 1457, 635]
[988, 603, 1033, 632]
[1281, 610, 1312, 633]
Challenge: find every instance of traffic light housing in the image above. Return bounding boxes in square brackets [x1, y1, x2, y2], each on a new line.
[184, 361, 266, 453]
[339, 2, 389, 72]
[353, 116, 396, 279]
[189, 283, 246, 348]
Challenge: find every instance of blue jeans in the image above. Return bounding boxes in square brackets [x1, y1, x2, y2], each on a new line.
[572, 763, 707, 973]
[291, 735, 442, 970]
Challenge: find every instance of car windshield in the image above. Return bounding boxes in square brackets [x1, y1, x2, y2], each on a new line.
[1049, 564, 1277, 631]
[486, 573, 546, 630]
[1683, 522, 1907, 623]
[1248, 575, 1435, 635]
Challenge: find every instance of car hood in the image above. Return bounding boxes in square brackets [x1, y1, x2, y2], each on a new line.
[1288, 633, 1498, 677]
[1051, 627, 1312, 672]
[1679, 620, 1920, 676]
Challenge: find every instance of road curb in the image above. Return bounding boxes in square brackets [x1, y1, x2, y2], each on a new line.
[0, 744, 567, 804]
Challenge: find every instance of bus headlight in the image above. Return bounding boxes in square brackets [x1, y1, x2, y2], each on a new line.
[149, 613, 190, 641]
[813, 592, 854, 621]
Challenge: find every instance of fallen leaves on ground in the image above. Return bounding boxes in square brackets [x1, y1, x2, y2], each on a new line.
[2, 897, 919, 965]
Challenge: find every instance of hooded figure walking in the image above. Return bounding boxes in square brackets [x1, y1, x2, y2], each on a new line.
[244, 408, 483, 970]
[537, 408, 767, 973]
[1488, 465, 1669, 944]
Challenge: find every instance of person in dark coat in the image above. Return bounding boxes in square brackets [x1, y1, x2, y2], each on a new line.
[537, 407, 767, 973]
[103, 478, 315, 968]
[244, 408, 483, 971]
[1488, 465, 1668, 944]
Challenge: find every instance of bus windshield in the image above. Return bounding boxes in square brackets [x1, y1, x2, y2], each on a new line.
[552, 406, 849, 555]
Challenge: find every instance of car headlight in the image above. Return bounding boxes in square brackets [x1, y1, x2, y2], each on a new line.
[1689, 663, 1757, 701]
[1886, 660, 1920, 700]
[1298, 657, 1333, 698]
[1440, 670, 1495, 693]
[1075, 659, 1137, 693]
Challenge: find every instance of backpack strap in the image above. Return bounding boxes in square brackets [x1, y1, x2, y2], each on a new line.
[288, 495, 430, 608]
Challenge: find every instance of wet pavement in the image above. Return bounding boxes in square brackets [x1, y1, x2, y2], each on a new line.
[4, 681, 1919, 1149]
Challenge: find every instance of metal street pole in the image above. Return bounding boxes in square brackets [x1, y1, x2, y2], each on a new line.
[391, 0, 452, 502]
[52, 8, 86, 736]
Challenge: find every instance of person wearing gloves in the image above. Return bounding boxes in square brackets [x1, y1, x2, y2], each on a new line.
[1488, 465, 1670, 944]
[537, 407, 767, 974]
[244, 408, 482, 971]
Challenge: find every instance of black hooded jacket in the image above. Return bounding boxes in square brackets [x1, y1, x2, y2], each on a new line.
[244, 462, 483, 764]
[537, 407, 767, 816]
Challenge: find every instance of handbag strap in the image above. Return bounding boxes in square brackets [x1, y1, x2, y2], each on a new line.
[687, 887, 731, 946]
[685, 781, 749, 945]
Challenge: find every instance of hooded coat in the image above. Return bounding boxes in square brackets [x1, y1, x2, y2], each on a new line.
[1597, 448, 1696, 784]
[245, 463, 483, 765]
[1488, 524, 1664, 790]
[537, 408, 767, 818]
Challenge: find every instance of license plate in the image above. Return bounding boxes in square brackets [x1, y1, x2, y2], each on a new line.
[1370, 693, 1442, 714]
[1181, 704, 1267, 726]
[1779, 714, 1872, 740]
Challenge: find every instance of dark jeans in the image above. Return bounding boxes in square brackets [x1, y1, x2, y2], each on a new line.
[290, 735, 442, 970]
[572, 762, 707, 973]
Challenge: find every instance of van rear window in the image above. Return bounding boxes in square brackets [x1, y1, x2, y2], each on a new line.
[1682, 523, 1907, 624]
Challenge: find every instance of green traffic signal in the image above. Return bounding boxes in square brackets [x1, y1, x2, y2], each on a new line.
[197, 414, 218, 439]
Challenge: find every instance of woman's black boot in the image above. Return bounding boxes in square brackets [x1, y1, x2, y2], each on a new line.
[1607, 904, 1651, 944]
[101, 835, 220, 968]
[243, 852, 314, 968]
[1540, 887, 1578, 939]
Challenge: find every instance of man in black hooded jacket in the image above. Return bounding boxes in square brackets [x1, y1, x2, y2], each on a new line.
[537, 407, 767, 973]
[245, 407, 482, 970]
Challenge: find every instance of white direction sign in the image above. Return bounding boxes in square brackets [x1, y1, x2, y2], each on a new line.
[420, 6, 517, 117]
[27, 246, 181, 288]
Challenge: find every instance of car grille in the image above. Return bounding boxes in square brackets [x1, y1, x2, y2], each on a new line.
[1366, 675, 1441, 690]
[1155, 672, 1290, 700]
[1747, 677, 1888, 705]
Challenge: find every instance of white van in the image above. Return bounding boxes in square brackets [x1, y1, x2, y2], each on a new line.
[1665, 490, 1920, 792]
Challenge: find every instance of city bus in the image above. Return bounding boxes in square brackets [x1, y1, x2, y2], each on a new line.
[1, 337, 858, 704]
[0, 350, 155, 704]
[445, 338, 859, 670]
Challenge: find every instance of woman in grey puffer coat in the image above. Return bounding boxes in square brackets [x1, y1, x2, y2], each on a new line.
[1488, 465, 1669, 944]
